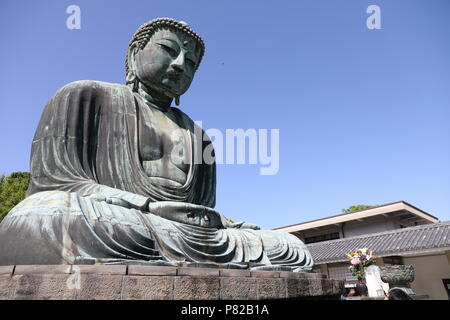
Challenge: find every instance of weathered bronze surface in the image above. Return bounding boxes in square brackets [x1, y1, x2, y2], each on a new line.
[0, 18, 313, 270]
[380, 265, 416, 295]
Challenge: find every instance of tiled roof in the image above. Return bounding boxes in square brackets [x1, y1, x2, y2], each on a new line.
[274, 201, 439, 232]
[306, 221, 450, 264]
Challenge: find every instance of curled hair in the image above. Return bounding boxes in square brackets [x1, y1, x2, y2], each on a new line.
[125, 17, 205, 80]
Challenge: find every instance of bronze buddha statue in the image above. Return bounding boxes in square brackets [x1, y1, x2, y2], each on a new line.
[0, 18, 313, 271]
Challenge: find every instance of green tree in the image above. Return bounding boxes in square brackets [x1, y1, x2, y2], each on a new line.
[0, 172, 30, 222]
[341, 204, 377, 214]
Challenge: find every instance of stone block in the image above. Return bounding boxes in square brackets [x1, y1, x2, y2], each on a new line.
[0, 276, 15, 300]
[14, 265, 71, 275]
[0, 266, 14, 275]
[220, 277, 257, 300]
[285, 278, 311, 298]
[75, 274, 123, 300]
[257, 278, 286, 300]
[250, 271, 280, 278]
[174, 277, 220, 300]
[0, 264, 343, 300]
[177, 267, 220, 277]
[279, 271, 306, 279]
[122, 276, 173, 300]
[128, 265, 177, 276]
[73, 265, 127, 275]
[321, 279, 334, 296]
[219, 269, 251, 278]
[308, 278, 324, 296]
[12, 274, 74, 300]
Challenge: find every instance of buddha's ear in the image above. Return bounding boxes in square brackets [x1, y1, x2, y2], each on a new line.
[126, 43, 138, 84]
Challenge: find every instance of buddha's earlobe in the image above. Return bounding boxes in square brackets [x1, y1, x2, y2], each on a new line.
[175, 96, 180, 106]
[126, 43, 138, 85]
[133, 78, 139, 92]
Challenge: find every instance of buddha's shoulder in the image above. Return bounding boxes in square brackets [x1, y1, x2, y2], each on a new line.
[170, 106, 194, 122]
[55, 80, 131, 97]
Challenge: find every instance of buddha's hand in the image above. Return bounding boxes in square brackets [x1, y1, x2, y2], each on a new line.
[220, 217, 261, 230]
[146, 201, 223, 228]
[87, 194, 132, 208]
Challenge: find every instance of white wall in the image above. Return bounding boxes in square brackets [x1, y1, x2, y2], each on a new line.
[403, 253, 450, 300]
[343, 216, 393, 238]
[298, 214, 429, 244]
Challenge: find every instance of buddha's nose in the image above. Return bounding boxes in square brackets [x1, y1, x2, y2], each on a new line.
[171, 54, 186, 74]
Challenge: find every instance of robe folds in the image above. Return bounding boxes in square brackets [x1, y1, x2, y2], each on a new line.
[0, 80, 313, 270]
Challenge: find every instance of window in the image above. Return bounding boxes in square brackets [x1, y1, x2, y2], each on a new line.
[304, 232, 340, 244]
[383, 256, 403, 265]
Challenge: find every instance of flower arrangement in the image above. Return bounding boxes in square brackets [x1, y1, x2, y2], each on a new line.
[346, 248, 375, 279]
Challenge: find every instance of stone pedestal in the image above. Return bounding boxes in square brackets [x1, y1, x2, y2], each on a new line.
[0, 265, 344, 300]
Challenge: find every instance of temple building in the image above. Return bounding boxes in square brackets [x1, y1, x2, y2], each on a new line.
[274, 201, 450, 300]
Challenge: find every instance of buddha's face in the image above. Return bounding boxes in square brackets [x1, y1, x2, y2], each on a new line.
[133, 28, 201, 98]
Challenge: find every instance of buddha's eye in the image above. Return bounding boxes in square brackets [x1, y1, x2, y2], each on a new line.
[158, 43, 177, 57]
[186, 58, 196, 68]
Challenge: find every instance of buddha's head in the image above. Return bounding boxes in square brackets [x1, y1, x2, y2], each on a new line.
[125, 18, 205, 103]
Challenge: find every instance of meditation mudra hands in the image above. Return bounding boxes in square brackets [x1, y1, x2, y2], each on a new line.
[87, 195, 260, 230]
[147, 201, 261, 230]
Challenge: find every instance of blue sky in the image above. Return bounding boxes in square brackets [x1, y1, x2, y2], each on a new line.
[1, 0, 450, 229]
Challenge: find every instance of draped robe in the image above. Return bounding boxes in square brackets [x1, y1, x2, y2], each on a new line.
[0, 80, 313, 270]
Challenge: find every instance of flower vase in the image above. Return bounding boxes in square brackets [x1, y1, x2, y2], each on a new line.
[355, 278, 368, 297]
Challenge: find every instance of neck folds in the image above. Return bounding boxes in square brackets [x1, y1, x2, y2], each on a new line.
[136, 81, 172, 111]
